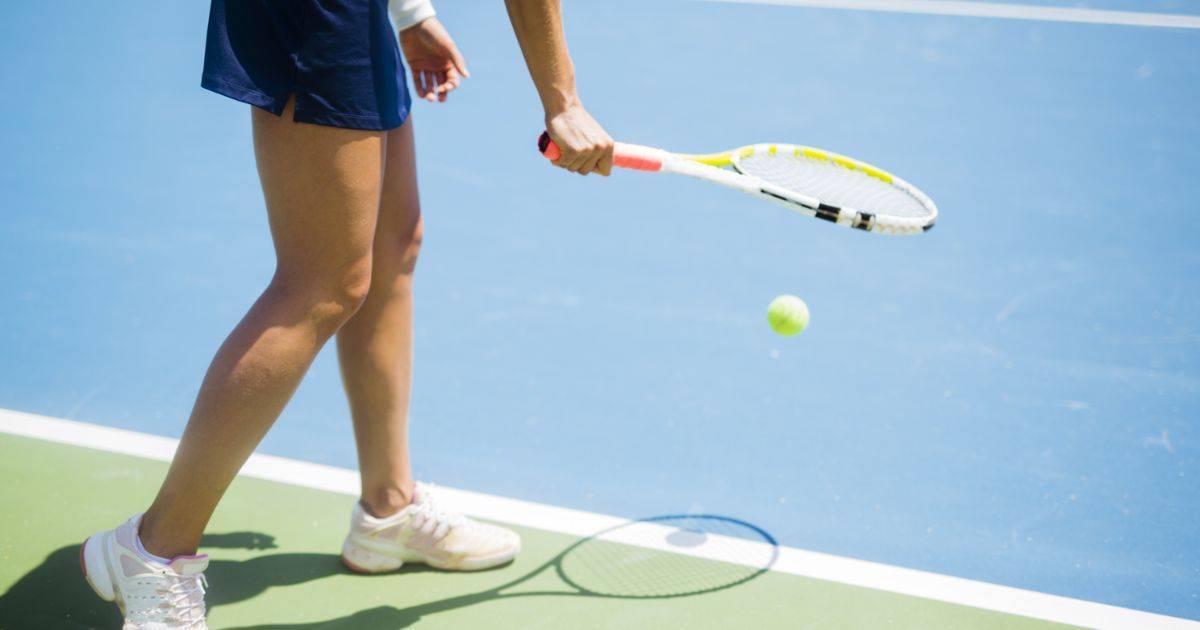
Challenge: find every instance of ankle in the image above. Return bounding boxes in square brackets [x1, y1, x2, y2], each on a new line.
[138, 512, 199, 560]
[360, 483, 416, 518]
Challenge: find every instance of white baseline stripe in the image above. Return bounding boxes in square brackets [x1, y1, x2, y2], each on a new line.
[1, 407, 1196, 629]
[702, 0, 1200, 29]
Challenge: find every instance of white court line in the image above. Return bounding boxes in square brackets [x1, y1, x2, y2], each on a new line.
[0, 407, 1196, 629]
[702, 0, 1200, 29]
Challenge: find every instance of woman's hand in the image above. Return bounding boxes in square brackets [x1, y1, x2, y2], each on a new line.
[545, 105, 614, 176]
[399, 17, 469, 103]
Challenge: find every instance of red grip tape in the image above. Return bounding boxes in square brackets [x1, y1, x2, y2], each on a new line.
[613, 149, 663, 171]
[537, 131, 663, 172]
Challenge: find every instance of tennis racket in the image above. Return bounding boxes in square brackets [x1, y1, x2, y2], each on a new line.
[539, 132, 937, 235]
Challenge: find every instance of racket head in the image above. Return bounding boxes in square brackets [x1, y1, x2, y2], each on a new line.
[555, 514, 779, 599]
[728, 144, 938, 235]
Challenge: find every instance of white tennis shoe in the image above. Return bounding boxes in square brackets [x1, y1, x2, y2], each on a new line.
[341, 484, 521, 572]
[81, 514, 209, 629]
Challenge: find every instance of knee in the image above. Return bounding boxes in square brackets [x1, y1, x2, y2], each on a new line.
[271, 259, 373, 330]
[327, 268, 373, 317]
[399, 223, 422, 274]
[384, 219, 423, 277]
[303, 272, 372, 330]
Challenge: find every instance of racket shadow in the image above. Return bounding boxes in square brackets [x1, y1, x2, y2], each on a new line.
[226, 514, 780, 629]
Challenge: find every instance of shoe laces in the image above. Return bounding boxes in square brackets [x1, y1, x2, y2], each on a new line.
[409, 486, 467, 537]
[150, 570, 208, 627]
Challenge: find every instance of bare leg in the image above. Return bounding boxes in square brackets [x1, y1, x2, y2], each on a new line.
[140, 99, 385, 558]
[336, 117, 423, 518]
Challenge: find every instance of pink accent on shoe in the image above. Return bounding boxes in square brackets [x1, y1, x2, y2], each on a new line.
[121, 555, 146, 578]
[116, 517, 140, 550]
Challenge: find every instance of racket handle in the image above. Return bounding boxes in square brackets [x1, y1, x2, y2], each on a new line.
[537, 132, 664, 172]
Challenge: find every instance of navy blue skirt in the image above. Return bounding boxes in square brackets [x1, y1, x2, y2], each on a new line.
[202, 0, 411, 131]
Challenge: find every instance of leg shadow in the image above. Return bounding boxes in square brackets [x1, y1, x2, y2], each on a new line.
[222, 605, 423, 629]
[0, 531, 301, 629]
[0, 544, 122, 630]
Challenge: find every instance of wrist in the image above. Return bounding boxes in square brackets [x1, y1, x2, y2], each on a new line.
[541, 89, 581, 120]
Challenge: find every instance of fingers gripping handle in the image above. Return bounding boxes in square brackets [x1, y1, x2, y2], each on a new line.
[537, 132, 665, 172]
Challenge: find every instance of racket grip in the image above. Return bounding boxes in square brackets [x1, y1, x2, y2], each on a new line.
[537, 132, 664, 172]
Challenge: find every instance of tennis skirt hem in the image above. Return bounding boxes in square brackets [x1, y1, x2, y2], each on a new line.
[200, 75, 409, 132]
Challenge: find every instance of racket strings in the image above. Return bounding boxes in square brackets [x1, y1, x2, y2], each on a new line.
[734, 151, 931, 219]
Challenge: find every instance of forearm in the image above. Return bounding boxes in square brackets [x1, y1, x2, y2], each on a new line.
[504, 0, 578, 116]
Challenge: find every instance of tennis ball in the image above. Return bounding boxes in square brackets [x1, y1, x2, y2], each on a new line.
[767, 295, 809, 336]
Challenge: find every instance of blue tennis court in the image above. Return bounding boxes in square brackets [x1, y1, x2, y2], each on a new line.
[1, 1, 1197, 627]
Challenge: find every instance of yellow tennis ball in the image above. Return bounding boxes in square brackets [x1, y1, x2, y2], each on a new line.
[767, 295, 809, 336]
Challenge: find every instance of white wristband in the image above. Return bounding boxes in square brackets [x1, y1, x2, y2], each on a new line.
[388, 0, 436, 31]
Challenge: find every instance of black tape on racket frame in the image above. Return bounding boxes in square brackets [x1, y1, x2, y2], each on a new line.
[852, 212, 874, 231]
[815, 203, 841, 223]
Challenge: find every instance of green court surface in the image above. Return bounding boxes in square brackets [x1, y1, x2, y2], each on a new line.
[0, 433, 1068, 629]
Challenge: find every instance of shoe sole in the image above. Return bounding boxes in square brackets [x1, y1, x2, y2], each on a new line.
[339, 553, 383, 574]
[339, 541, 520, 574]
